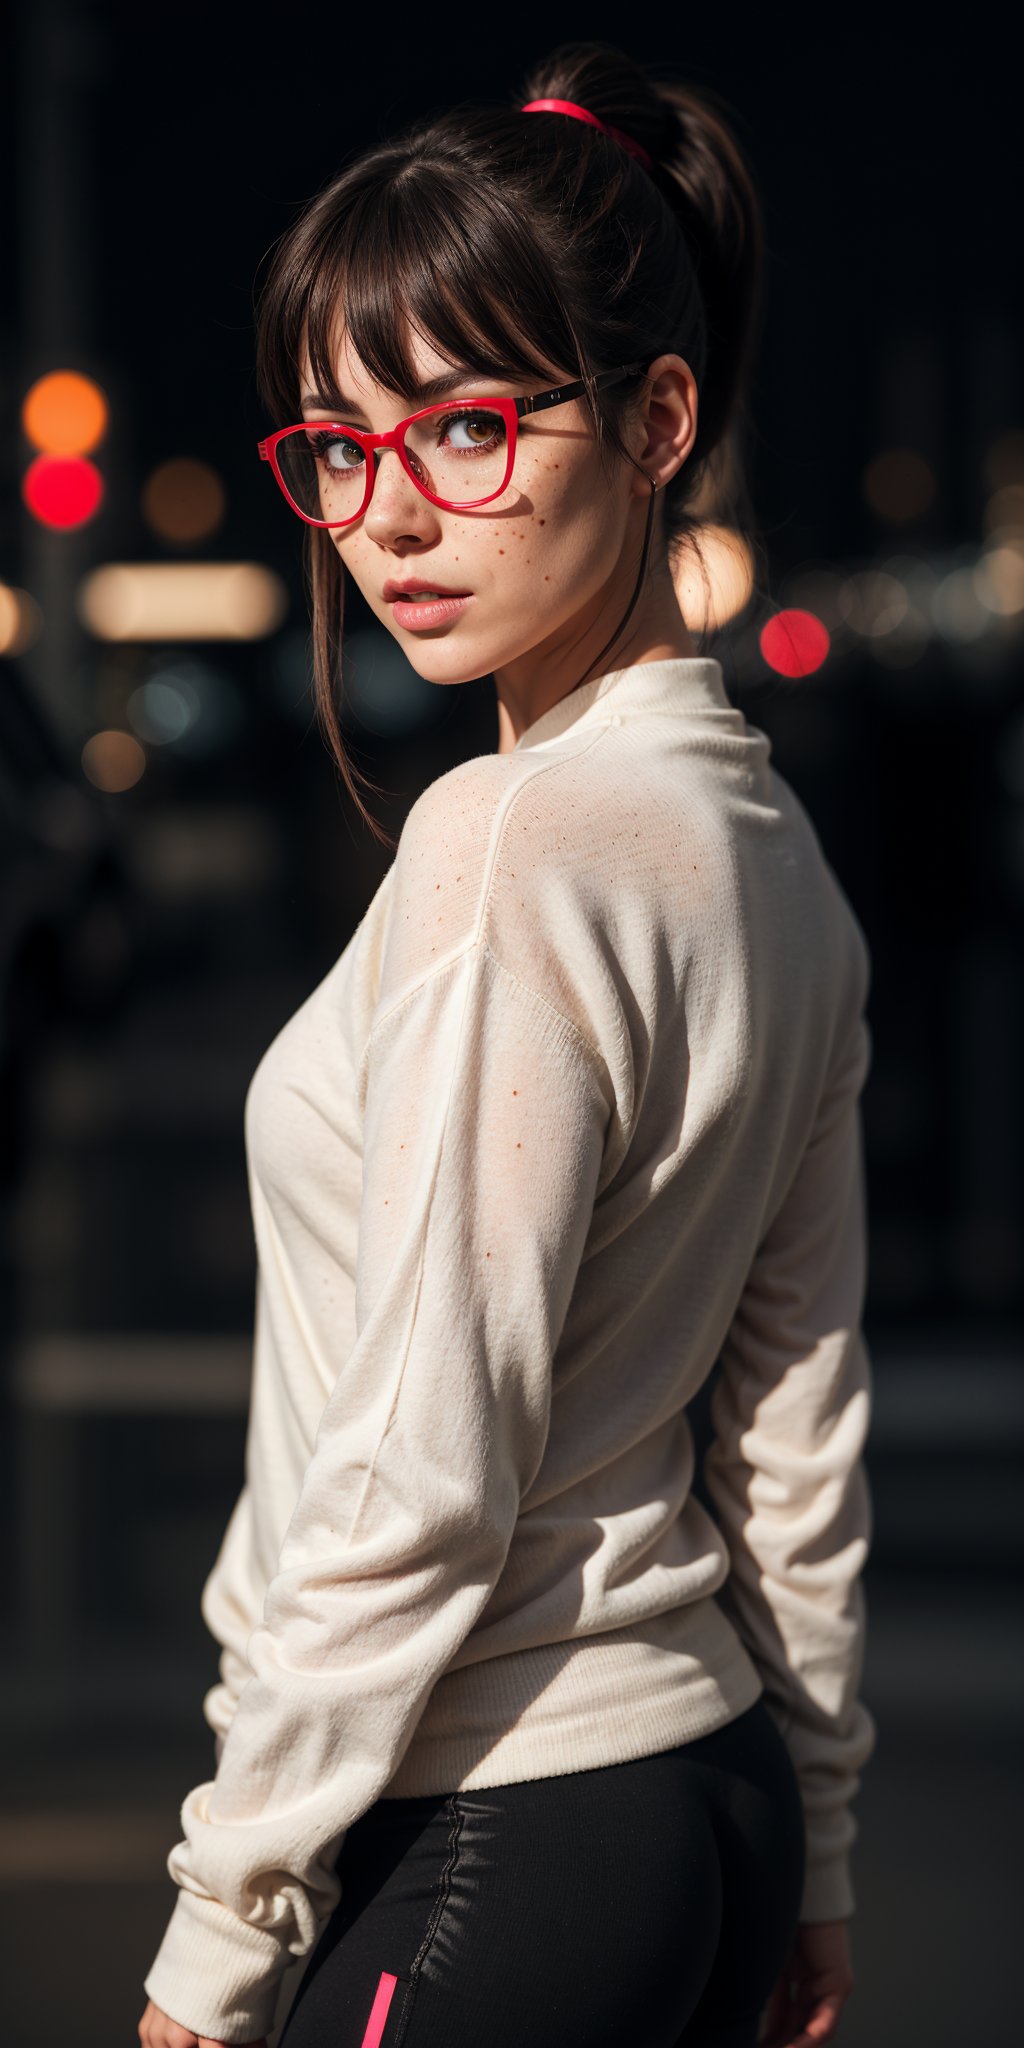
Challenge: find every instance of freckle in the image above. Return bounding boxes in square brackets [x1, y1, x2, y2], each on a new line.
[544, 574, 550, 581]
[516, 1141, 521, 1148]
[512, 1089, 517, 1094]
[498, 548, 505, 554]
[486, 1250, 491, 1257]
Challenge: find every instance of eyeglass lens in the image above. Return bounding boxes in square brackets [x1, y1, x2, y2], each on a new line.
[278, 404, 512, 522]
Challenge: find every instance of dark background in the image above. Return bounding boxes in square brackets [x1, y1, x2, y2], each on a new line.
[2, 5, 1021, 2043]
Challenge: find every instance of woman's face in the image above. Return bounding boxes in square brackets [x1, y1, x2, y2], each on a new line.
[297, 323, 695, 706]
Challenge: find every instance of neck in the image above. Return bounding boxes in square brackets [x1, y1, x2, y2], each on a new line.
[494, 560, 697, 755]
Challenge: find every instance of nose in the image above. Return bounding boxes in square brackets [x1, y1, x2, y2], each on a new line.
[363, 442, 434, 524]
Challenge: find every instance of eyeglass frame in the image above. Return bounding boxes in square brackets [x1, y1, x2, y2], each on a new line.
[257, 361, 650, 527]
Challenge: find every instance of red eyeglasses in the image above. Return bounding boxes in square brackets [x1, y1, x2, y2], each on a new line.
[258, 363, 648, 527]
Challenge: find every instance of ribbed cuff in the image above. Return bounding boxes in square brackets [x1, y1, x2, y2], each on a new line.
[142, 1885, 288, 2043]
[799, 1849, 855, 1923]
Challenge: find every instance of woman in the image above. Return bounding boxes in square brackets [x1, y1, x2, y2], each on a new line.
[139, 38, 875, 2048]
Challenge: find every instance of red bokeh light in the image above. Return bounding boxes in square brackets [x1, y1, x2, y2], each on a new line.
[22, 452, 104, 529]
[759, 609, 830, 677]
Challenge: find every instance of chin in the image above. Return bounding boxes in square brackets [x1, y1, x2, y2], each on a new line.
[390, 636, 497, 687]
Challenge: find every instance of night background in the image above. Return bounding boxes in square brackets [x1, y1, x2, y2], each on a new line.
[2, 5, 1021, 2043]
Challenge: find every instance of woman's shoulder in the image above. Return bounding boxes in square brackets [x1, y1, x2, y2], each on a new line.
[377, 746, 595, 1005]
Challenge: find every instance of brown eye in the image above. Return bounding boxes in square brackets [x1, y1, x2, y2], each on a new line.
[437, 409, 506, 454]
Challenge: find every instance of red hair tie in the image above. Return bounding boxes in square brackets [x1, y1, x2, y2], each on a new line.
[520, 98, 654, 175]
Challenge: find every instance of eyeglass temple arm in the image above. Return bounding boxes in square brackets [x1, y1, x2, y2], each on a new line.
[256, 363, 648, 451]
[519, 362, 646, 418]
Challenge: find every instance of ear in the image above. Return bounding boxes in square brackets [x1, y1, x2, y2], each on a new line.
[630, 353, 699, 498]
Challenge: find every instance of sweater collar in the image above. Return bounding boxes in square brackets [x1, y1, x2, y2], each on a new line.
[510, 657, 732, 753]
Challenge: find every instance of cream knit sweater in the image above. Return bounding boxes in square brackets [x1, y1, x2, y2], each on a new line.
[143, 655, 876, 2042]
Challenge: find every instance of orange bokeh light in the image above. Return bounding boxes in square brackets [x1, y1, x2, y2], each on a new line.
[81, 729, 147, 793]
[142, 457, 227, 544]
[22, 370, 109, 455]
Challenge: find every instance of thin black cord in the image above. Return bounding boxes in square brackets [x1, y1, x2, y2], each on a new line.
[572, 476, 659, 692]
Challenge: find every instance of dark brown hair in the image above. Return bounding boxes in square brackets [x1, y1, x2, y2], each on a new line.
[254, 40, 766, 846]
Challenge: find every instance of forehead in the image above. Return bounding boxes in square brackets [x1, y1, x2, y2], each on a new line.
[298, 320, 458, 402]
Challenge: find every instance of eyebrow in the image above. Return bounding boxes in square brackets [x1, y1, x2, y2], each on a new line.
[299, 369, 509, 417]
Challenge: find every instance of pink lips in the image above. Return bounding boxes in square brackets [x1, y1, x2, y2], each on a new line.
[389, 592, 474, 630]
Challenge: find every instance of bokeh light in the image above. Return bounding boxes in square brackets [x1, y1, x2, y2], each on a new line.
[22, 369, 109, 455]
[0, 582, 44, 656]
[838, 569, 909, 638]
[76, 561, 288, 640]
[868, 557, 935, 666]
[81, 728, 147, 792]
[22, 454, 105, 530]
[672, 524, 755, 631]
[863, 448, 936, 524]
[759, 609, 830, 677]
[127, 655, 245, 758]
[974, 542, 1024, 616]
[126, 675, 200, 745]
[932, 565, 989, 641]
[141, 457, 227, 545]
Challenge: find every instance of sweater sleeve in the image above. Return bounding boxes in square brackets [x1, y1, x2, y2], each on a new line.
[702, 1006, 877, 1926]
[142, 935, 610, 2044]
[197, 1481, 261, 1769]
[198, 1273, 307, 1769]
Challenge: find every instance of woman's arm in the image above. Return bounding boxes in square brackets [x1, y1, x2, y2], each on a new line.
[197, 1264, 306, 1769]
[198, 1482, 263, 1769]
[141, 926, 610, 2044]
[703, 1005, 877, 1926]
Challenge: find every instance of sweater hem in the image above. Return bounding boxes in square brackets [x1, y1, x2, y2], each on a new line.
[380, 1596, 766, 1796]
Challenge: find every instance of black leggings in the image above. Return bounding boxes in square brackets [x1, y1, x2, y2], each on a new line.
[276, 1694, 806, 2048]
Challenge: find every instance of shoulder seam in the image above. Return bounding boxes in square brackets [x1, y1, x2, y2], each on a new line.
[469, 728, 610, 954]
[369, 727, 611, 1046]
[359, 932, 608, 1089]
[481, 939, 607, 1076]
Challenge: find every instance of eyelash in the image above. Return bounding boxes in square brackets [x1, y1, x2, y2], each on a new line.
[305, 409, 506, 461]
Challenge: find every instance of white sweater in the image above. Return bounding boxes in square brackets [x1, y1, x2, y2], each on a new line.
[143, 655, 876, 2043]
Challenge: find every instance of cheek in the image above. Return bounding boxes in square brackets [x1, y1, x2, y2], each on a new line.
[330, 448, 614, 591]
[487, 447, 611, 573]
[516, 450, 622, 580]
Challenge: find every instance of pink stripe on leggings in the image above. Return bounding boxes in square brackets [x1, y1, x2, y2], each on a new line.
[359, 1969, 400, 2048]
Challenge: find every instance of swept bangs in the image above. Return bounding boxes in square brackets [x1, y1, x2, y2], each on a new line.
[258, 131, 632, 464]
